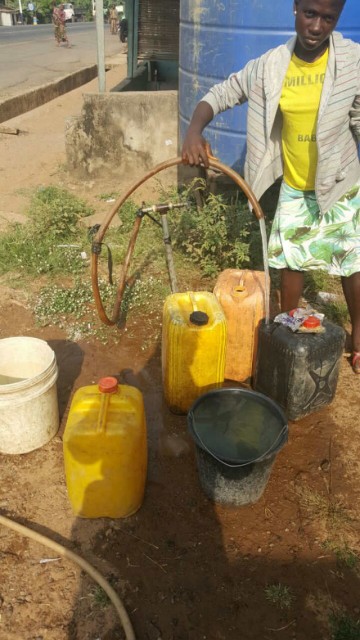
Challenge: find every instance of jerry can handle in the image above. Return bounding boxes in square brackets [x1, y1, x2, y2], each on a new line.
[237, 273, 245, 292]
[189, 291, 198, 311]
[233, 277, 245, 294]
[96, 377, 119, 433]
[97, 394, 111, 433]
[188, 411, 288, 468]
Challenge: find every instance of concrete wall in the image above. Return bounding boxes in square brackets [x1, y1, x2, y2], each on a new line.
[0, 10, 16, 26]
[65, 90, 179, 180]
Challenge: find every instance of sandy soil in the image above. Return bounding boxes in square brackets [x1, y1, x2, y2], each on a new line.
[0, 50, 141, 229]
[0, 61, 360, 640]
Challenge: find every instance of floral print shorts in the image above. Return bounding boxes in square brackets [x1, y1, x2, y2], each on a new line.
[268, 181, 360, 277]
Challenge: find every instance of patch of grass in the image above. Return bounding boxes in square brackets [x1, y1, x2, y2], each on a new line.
[322, 540, 359, 570]
[264, 583, 295, 610]
[33, 278, 117, 342]
[90, 585, 110, 608]
[34, 279, 97, 321]
[304, 270, 331, 296]
[121, 275, 170, 314]
[116, 199, 142, 233]
[98, 192, 119, 201]
[33, 273, 169, 342]
[295, 486, 352, 533]
[0, 180, 279, 340]
[321, 300, 349, 327]
[330, 613, 360, 640]
[0, 186, 94, 278]
[303, 271, 349, 326]
[0, 224, 90, 277]
[27, 185, 93, 239]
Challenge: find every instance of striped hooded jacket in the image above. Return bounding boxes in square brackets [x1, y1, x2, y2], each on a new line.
[202, 31, 360, 215]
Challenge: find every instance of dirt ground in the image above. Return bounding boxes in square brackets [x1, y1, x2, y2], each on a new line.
[0, 60, 360, 640]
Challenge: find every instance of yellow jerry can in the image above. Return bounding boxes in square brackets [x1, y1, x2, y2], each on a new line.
[162, 291, 227, 414]
[214, 269, 266, 383]
[63, 377, 147, 518]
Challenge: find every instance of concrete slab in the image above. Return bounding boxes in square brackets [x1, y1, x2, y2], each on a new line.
[0, 65, 98, 124]
[0, 51, 127, 125]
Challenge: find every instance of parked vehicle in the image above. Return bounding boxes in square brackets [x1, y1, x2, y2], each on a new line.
[63, 3, 75, 22]
[119, 17, 128, 42]
[74, 6, 86, 21]
[62, 3, 86, 22]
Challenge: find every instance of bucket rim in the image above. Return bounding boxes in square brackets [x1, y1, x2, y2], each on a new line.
[187, 387, 288, 466]
[0, 337, 57, 396]
[0, 336, 55, 350]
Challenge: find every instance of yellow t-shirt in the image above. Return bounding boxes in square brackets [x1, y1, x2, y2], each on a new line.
[280, 49, 328, 190]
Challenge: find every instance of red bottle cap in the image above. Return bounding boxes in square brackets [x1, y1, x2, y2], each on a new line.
[302, 315, 321, 329]
[98, 377, 119, 393]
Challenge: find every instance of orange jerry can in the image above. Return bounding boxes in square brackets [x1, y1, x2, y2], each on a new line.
[63, 377, 147, 518]
[162, 291, 227, 414]
[214, 269, 266, 383]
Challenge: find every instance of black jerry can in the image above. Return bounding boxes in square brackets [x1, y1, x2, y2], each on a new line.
[253, 319, 346, 421]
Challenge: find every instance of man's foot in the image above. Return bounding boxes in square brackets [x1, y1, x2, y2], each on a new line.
[352, 351, 360, 374]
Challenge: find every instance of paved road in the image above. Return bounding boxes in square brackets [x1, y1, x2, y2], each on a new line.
[0, 23, 123, 100]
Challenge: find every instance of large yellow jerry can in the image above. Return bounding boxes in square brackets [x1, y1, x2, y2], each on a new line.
[162, 291, 227, 414]
[214, 269, 266, 383]
[63, 377, 147, 518]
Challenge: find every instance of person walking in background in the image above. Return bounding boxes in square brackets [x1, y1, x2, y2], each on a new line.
[182, 0, 360, 374]
[109, 4, 118, 35]
[52, 3, 71, 47]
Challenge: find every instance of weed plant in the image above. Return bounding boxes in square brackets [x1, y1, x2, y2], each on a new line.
[116, 200, 140, 233]
[34, 279, 115, 343]
[0, 186, 94, 277]
[330, 613, 360, 640]
[121, 275, 170, 314]
[321, 300, 349, 327]
[27, 186, 93, 238]
[90, 585, 110, 608]
[33, 273, 168, 341]
[322, 540, 359, 570]
[98, 192, 119, 202]
[304, 269, 331, 296]
[264, 583, 295, 609]
[303, 271, 350, 325]
[169, 179, 263, 276]
[34, 279, 97, 322]
[0, 225, 89, 276]
[295, 486, 352, 536]
[28, 186, 94, 240]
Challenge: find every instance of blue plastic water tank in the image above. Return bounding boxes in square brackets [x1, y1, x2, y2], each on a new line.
[179, 0, 360, 173]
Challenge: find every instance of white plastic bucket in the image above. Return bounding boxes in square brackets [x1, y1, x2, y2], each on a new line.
[0, 337, 59, 454]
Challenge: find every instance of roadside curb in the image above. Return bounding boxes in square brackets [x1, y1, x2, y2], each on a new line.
[0, 64, 98, 125]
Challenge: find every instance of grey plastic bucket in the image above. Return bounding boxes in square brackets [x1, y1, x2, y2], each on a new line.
[187, 387, 288, 506]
